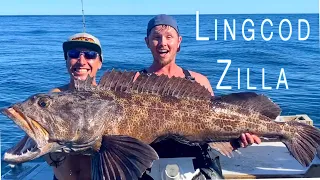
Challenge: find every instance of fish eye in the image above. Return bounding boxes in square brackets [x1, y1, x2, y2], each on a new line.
[38, 97, 50, 108]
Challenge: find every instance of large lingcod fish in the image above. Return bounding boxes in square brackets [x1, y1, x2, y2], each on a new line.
[2, 70, 320, 180]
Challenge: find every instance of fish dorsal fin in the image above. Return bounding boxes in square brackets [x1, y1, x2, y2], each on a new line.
[98, 70, 212, 100]
[212, 92, 282, 119]
[98, 69, 136, 92]
[73, 75, 96, 91]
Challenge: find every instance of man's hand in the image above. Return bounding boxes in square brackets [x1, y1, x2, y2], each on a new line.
[209, 133, 262, 158]
[239, 133, 261, 148]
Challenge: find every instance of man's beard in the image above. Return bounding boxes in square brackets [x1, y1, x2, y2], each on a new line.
[157, 57, 173, 66]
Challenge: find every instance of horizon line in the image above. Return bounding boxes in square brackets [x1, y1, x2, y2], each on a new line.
[0, 12, 318, 16]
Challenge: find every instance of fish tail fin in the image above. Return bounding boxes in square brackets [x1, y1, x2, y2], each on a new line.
[281, 121, 320, 167]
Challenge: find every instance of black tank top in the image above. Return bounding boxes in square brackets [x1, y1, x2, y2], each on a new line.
[139, 68, 195, 81]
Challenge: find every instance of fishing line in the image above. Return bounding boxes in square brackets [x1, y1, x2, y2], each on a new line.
[81, 0, 86, 33]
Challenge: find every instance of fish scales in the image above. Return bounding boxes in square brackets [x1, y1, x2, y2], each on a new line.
[95, 89, 284, 143]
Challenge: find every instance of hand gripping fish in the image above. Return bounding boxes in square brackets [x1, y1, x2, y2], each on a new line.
[2, 70, 320, 180]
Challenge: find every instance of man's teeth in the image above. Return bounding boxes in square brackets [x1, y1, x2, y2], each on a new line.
[158, 50, 169, 53]
[75, 69, 89, 73]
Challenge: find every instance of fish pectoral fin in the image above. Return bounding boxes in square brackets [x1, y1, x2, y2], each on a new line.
[91, 135, 159, 180]
[209, 142, 238, 158]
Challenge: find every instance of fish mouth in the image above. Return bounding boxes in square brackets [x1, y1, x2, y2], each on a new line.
[3, 135, 40, 163]
[1, 107, 53, 164]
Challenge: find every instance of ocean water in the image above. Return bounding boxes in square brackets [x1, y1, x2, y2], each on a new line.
[0, 14, 319, 174]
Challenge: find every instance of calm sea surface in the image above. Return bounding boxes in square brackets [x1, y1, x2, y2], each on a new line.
[0, 14, 319, 173]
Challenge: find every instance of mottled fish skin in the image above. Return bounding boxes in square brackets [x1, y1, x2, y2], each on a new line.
[97, 90, 284, 144]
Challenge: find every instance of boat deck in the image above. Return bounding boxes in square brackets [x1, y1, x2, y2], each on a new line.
[220, 142, 320, 179]
[3, 143, 320, 180]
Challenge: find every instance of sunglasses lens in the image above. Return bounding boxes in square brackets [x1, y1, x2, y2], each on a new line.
[67, 50, 98, 59]
[84, 51, 98, 59]
[67, 50, 80, 59]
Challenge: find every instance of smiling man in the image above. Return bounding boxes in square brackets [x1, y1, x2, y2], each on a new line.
[135, 14, 262, 180]
[45, 32, 103, 180]
[135, 14, 214, 96]
[52, 32, 103, 92]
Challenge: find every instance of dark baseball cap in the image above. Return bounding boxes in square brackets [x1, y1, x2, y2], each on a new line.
[147, 14, 179, 36]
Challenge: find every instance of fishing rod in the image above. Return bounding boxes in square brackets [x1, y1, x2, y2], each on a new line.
[81, 0, 86, 33]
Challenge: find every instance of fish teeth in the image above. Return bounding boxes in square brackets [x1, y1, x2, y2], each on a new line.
[20, 137, 37, 154]
[4, 149, 37, 159]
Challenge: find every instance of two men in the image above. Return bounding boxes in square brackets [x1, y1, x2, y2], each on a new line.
[47, 14, 260, 180]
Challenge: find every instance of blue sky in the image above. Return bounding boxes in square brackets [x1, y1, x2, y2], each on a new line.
[0, 0, 319, 15]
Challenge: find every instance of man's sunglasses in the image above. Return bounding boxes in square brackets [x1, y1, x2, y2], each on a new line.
[67, 49, 99, 59]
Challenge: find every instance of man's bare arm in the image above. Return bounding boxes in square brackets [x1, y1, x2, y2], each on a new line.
[189, 71, 214, 96]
